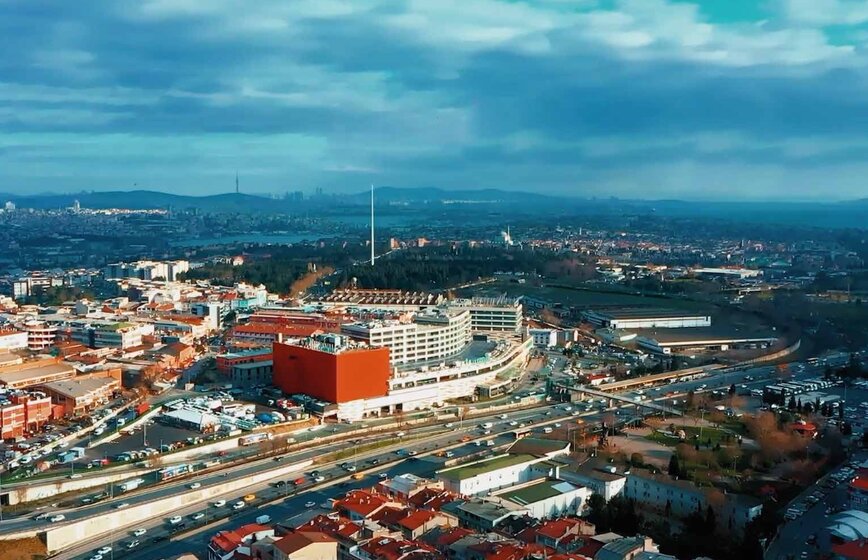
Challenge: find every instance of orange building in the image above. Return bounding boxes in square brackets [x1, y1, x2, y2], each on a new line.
[272, 341, 390, 403]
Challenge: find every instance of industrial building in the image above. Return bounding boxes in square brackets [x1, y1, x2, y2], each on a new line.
[634, 328, 778, 355]
[0, 363, 76, 389]
[40, 376, 120, 417]
[582, 309, 711, 330]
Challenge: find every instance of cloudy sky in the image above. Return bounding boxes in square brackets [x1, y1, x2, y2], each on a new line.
[2, 0, 868, 200]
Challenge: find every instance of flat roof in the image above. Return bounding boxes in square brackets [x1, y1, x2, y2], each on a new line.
[498, 479, 579, 505]
[231, 360, 273, 370]
[590, 308, 709, 320]
[0, 363, 75, 385]
[438, 454, 537, 481]
[635, 326, 777, 345]
[41, 376, 117, 399]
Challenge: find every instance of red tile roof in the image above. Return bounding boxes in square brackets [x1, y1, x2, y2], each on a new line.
[274, 531, 336, 555]
[335, 490, 388, 518]
[398, 510, 438, 531]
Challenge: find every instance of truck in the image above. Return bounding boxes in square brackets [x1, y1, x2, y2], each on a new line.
[119, 478, 145, 492]
[256, 515, 271, 524]
[135, 402, 150, 416]
[238, 432, 272, 446]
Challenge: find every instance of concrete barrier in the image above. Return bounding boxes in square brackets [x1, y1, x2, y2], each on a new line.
[2, 467, 154, 505]
[38, 458, 312, 554]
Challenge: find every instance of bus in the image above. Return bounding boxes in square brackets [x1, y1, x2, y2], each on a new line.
[158, 463, 192, 481]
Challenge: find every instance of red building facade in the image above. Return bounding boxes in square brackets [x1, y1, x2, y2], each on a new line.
[272, 342, 390, 403]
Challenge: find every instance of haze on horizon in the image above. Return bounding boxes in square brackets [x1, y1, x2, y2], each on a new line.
[2, 0, 868, 201]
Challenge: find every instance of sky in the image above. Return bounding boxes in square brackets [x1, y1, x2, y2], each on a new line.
[2, 0, 868, 201]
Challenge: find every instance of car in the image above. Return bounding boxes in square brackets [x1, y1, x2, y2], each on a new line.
[232, 501, 245, 510]
[370, 458, 380, 465]
[97, 547, 112, 555]
[126, 540, 140, 549]
[213, 500, 226, 507]
[88, 555, 103, 560]
[68, 473, 82, 479]
[115, 502, 130, 509]
[305, 501, 316, 507]
[407, 450, 417, 456]
[509, 421, 518, 426]
[33, 512, 50, 521]
[168, 516, 183, 524]
[273, 480, 286, 488]
[345, 465, 357, 472]
[244, 493, 256, 502]
[133, 528, 147, 537]
[191, 513, 205, 521]
[379, 473, 388, 479]
[49, 514, 65, 522]
[188, 482, 201, 489]
[314, 476, 325, 483]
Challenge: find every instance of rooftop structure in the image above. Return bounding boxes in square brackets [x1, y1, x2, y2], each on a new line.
[582, 308, 711, 330]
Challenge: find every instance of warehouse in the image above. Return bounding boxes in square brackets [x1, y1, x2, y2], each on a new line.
[582, 308, 711, 330]
[634, 327, 778, 355]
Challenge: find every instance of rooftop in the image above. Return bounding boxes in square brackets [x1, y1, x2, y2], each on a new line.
[438, 454, 538, 481]
[41, 376, 118, 399]
[497, 479, 581, 506]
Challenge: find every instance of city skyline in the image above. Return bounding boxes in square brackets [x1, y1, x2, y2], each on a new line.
[2, 1, 868, 200]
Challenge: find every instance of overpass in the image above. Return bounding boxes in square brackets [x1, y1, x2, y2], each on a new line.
[594, 364, 725, 392]
[553, 383, 684, 417]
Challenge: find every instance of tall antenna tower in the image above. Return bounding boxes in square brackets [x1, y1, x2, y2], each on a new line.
[235, 171, 239, 194]
[370, 184, 375, 266]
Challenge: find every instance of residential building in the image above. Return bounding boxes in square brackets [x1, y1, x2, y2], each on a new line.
[445, 498, 528, 532]
[274, 531, 338, 560]
[595, 536, 661, 560]
[208, 524, 274, 560]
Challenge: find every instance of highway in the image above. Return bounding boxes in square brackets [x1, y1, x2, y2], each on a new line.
[12, 351, 853, 560]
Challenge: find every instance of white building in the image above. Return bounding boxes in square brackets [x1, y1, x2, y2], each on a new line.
[58, 319, 155, 349]
[582, 309, 711, 330]
[437, 453, 549, 497]
[341, 308, 472, 366]
[451, 296, 523, 332]
[105, 260, 190, 282]
[23, 321, 58, 350]
[335, 336, 532, 421]
[494, 479, 593, 519]
[529, 328, 558, 348]
[0, 330, 28, 351]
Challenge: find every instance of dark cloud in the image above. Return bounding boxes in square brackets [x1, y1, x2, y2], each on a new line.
[1, 0, 867, 199]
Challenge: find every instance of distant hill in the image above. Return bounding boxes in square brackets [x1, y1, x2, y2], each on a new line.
[0, 190, 285, 212]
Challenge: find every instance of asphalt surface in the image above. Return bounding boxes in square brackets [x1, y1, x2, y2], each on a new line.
[4, 349, 860, 560]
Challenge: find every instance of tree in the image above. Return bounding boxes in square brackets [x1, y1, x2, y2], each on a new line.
[728, 384, 736, 396]
[630, 452, 644, 467]
[668, 454, 680, 477]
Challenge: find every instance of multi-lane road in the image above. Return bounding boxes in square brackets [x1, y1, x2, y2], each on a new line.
[5, 351, 856, 560]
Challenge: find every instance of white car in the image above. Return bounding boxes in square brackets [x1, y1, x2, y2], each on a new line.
[133, 528, 147, 537]
[191, 513, 205, 521]
[213, 500, 226, 507]
[97, 547, 112, 555]
[188, 482, 201, 489]
[89, 555, 103, 560]
[49, 514, 65, 522]
[379, 473, 388, 479]
[305, 501, 316, 508]
[168, 516, 182, 524]
[115, 502, 130, 509]
[232, 501, 245, 510]
[314, 476, 325, 483]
